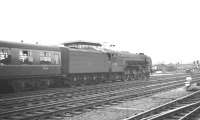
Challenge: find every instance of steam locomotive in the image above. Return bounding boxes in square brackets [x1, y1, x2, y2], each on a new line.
[0, 40, 152, 93]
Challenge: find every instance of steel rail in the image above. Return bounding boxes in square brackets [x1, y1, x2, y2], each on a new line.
[179, 104, 200, 120]
[0, 80, 182, 115]
[147, 100, 200, 120]
[1, 79, 199, 120]
[124, 85, 200, 120]
[0, 76, 192, 114]
[0, 75, 189, 112]
[0, 74, 188, 103]
[0, 73, 188, 99]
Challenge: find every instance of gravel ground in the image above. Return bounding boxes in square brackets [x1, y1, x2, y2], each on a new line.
[63, 87, 193, 120]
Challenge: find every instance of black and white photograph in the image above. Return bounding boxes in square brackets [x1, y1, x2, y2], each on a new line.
[0, 0, 200, 120]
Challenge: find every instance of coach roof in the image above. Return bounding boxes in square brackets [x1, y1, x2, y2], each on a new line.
[0, 40, 60, 51]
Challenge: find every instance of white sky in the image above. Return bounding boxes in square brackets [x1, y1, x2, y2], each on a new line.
[0, 0, 200, 64]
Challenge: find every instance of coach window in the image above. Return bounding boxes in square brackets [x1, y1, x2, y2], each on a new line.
[52, 52, 60, 64]
[19, 50, 33, 64]
[0, 48, 11, 65]
[40, 51, 51, 64]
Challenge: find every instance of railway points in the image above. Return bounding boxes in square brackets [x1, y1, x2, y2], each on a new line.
[54, 82, 197, 120]
[124, 88, 200, 120]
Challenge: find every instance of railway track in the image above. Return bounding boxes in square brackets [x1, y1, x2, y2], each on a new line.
[0, 74, 191, 114]
[0, 73, 189, 101]
[181, 103, 200, 120]
[146, 99, 200, 120]
[125, 85, 200, 120]
[0, 73, 186, 99]
[1, 77, 200, 120]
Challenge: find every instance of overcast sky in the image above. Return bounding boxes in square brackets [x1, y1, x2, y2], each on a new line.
[0, 0, 200, 64]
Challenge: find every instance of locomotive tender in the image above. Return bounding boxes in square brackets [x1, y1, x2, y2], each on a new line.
[0, 40, 152, 93]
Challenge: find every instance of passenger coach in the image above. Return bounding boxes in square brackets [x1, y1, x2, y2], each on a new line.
[0, 40, 62, 92]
